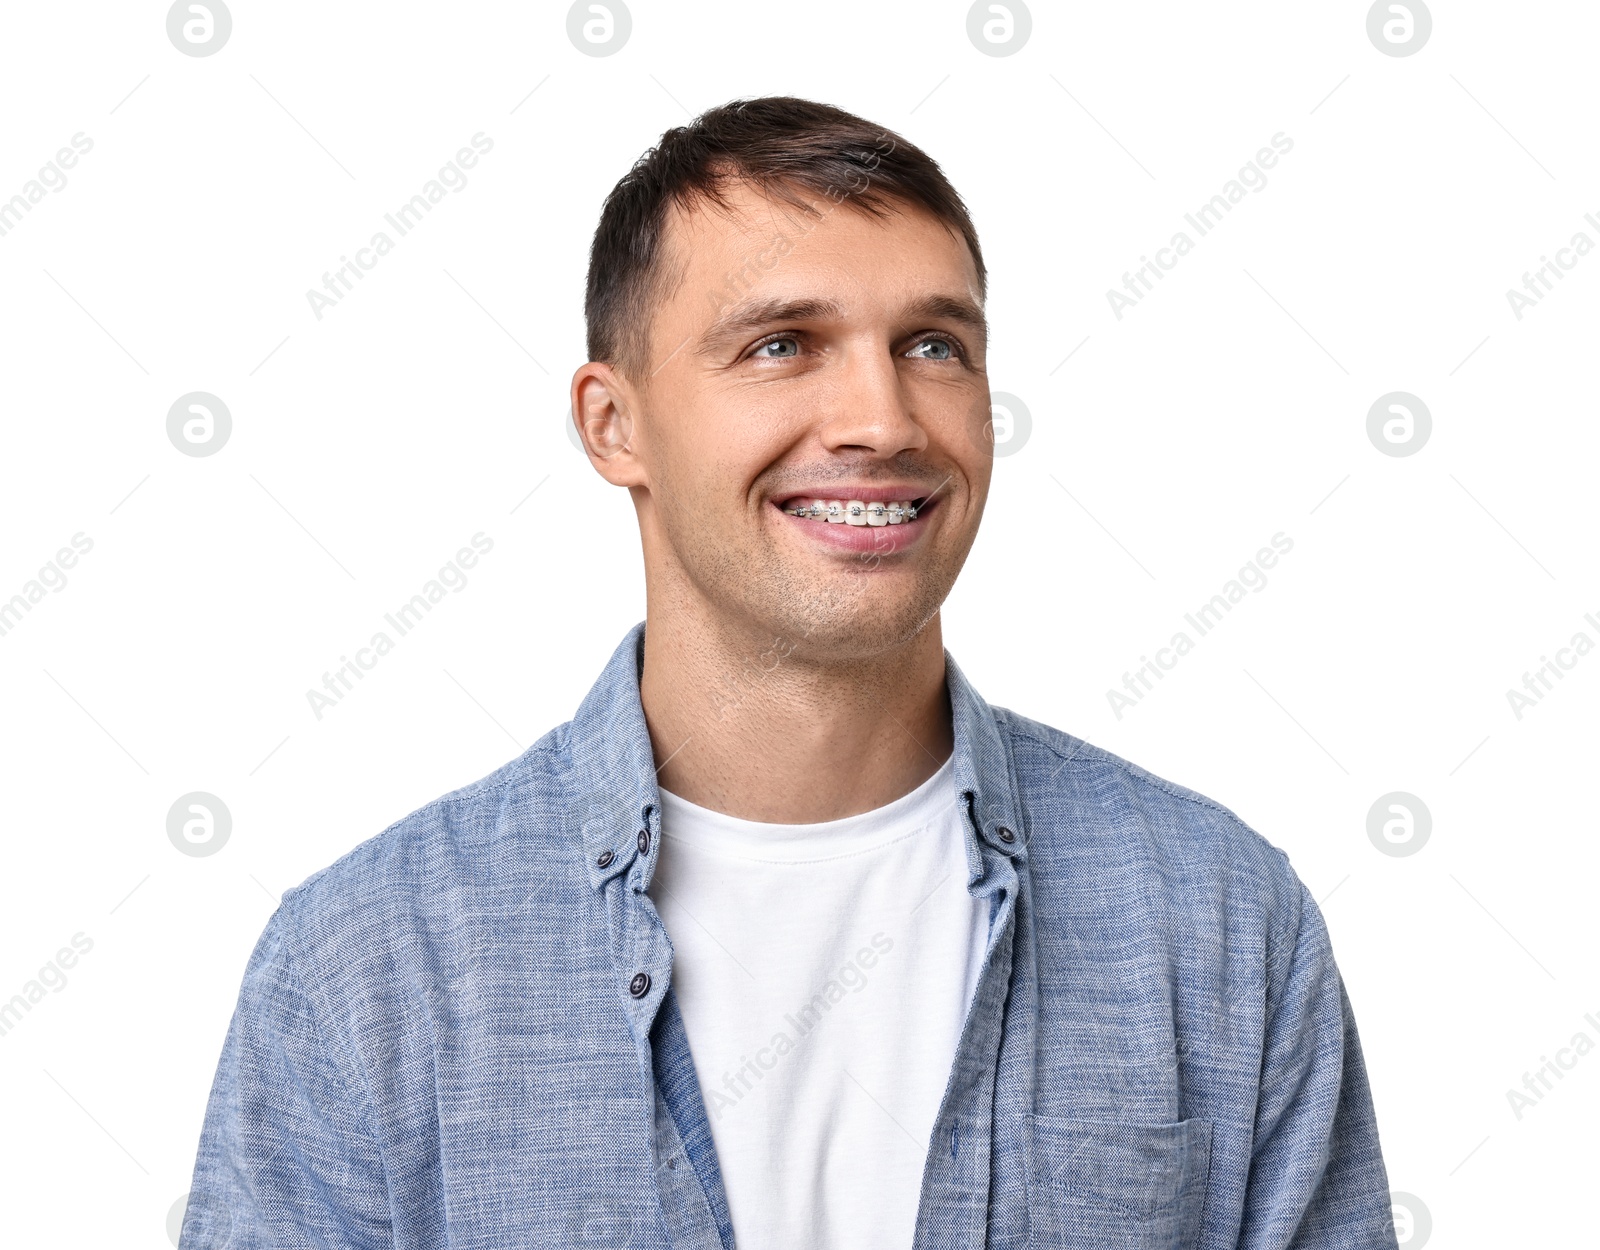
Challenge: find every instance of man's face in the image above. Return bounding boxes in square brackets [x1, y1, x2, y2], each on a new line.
[578, 180, 993, 661]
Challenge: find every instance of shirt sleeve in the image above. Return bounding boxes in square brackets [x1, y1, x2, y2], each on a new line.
[1236, 882, 1399, 1250]
[179, 903, 394, 1249]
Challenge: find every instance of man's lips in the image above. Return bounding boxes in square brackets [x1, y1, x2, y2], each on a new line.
[772, 484, 935, 507]
[768, 488, 938, 557]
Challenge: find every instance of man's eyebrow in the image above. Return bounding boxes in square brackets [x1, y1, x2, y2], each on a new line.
[697, 298, 845, 354]
[696, 292, 987, 355]
[898, 293, 988, 340]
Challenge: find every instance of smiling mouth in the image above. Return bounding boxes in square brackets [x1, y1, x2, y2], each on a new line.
[778, 496, 930, 526]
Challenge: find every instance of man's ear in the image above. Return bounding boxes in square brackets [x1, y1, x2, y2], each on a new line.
[570, 362, 647, 487]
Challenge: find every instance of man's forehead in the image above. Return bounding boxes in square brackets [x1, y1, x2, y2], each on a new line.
[663, 178, 835, 249]
[658, 180, 982, 311]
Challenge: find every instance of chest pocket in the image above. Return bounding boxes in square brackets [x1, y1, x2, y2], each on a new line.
[1027, 1114, 1212, 1249]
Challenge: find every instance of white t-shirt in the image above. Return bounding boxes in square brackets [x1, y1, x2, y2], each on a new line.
[649, 755, 988, 1250]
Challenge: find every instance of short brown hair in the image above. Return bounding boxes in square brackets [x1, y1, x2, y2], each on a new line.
[584, 95, 986, 379]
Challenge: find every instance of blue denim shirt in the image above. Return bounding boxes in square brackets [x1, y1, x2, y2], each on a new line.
[180, 623, 1398, 1249]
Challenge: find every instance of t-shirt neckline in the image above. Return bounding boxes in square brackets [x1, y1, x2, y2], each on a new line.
[656, 754, 958, 863]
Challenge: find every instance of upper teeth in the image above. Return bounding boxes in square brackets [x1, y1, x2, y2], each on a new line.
[784, 499, 920, 525]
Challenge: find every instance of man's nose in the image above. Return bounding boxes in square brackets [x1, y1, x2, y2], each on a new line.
[816, 348, 929, 458]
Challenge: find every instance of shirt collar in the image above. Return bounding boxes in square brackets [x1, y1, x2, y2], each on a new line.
[943, 645, 1029, 882]
[567, 621, 1026, 892]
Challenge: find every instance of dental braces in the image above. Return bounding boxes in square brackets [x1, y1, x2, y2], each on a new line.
[784, 501, 920, 522]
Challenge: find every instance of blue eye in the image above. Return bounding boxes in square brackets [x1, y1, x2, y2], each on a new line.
[910, 338, 954, 360]
[756, 337, 799, 358]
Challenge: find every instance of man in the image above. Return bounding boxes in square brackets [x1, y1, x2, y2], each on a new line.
[180, 97, 1398, 1249]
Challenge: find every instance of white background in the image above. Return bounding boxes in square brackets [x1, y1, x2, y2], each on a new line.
[1, 1, 1595, 1245]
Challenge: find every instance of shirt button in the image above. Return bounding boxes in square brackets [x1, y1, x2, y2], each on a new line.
[637, 828, 651, 855]
[629, 972, 651, 998]
[996, 825, 1016, 844]
[596, 850, 614, 868]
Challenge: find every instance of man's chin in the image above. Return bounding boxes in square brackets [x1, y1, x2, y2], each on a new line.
[760, 585, 941, 665]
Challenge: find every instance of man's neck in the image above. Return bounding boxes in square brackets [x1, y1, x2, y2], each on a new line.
[637, 605, 954, 824]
